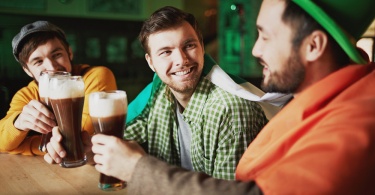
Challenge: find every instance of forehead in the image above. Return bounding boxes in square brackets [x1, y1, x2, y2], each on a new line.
[257, 0, 286, 28]
[147, 22, 198, 49]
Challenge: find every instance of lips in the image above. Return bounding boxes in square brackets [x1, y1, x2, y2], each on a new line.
[173, 67, 192, 76]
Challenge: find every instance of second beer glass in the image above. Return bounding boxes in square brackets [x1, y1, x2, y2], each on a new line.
[49, 75, 87, 168]
[89, 90, 127, 191]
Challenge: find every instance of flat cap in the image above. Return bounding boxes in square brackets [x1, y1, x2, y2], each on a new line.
[12, 21, 66, 62]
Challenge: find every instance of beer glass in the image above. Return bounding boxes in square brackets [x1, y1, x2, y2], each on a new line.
[38, 70, 70, 152]
[89, 90, 127, 191]
[49, 75, 86, 168]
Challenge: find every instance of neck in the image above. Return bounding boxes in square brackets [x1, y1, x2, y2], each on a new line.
[295, 51, 343, 96]
[170, 89, 194, 112]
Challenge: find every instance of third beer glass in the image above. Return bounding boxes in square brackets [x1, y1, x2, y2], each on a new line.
[89, 90, 127, 191]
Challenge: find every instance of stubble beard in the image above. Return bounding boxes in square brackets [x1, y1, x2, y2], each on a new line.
[261, 49, 305, 94]
[168, 73, 201, 94]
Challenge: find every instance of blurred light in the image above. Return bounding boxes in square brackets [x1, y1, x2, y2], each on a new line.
[357, 38, 374, 62]
[230, 4, 237, 11]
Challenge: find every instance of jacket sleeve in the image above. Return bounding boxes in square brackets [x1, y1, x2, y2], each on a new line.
[128, 155, 263, 195]
[0, 83, 44, 155]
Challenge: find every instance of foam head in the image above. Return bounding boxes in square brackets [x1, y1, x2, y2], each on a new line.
[49, 76, 84, 99]
[39, 73, 50, 98]
[89, 91, 128, 118]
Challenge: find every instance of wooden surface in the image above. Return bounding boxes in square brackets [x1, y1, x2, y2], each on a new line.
[0, 154, 127, 195]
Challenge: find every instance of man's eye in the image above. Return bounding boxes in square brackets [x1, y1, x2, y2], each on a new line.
[160, 51, 171, 56]
[53, 53, 63, 58]
[186, 43, 196, 49]
[34, 60, 43, 66]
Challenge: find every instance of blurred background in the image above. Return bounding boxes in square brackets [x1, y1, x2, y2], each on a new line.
[0, 0, 374, 118]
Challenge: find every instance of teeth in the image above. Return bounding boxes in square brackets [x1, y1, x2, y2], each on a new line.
[175, 68, 191, 76]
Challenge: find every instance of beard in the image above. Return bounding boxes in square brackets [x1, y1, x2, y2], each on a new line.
[261, 48, 305, 94]
[167, 73, 201, 94]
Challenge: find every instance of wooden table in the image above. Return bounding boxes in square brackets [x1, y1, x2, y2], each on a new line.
[0, 154, 127, 194]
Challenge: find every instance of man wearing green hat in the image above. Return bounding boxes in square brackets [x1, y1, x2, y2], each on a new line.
[47, 0, 375, 194]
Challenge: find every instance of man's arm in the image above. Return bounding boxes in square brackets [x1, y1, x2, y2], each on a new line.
[0, 84, 52, 155]
[129, 155, 263, 195]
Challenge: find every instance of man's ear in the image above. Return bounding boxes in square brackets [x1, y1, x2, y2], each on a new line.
[145, 53, 155, 72]
[69, 47, 74, 61]
[304, 30, 328, 62]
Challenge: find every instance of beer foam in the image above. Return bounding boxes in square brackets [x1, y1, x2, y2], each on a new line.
[49, 78, 84, 99]
[89, 92, 127, 117]
[39, 73, 50, 98]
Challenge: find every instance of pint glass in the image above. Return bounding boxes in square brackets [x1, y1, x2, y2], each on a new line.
[38, 70, 70, 152]
[89, 90, 127, 191]
[49, 75, 86, 168]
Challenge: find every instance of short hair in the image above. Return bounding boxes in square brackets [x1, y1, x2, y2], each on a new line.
[282, 0, 350, 66]
[138, 6, 203, 54]
[18, 31, 70, 68]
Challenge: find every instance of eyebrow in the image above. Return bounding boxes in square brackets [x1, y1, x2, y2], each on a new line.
[29, 47, 64, 63]
[256, 24, 271, 37]
[154, 37, 199, 54]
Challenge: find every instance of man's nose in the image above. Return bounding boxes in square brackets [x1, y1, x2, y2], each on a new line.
[175, 50, 188, 66]
[44, 59, 63, 71]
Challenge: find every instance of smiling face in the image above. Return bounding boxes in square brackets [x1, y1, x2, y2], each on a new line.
[23, 37, 73, 82]
[252, 0, 305, 93]
[145, 21, 204, 96]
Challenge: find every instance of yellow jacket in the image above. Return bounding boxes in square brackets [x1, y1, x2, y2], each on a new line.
[0, 64, 117, 155]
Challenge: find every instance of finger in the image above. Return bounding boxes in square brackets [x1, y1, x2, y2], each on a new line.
[45, 142, 62, 163]
[91, 134, 105, 144]
[19, 103, 55, 133]
[29, 100, 56, 120]
[27, 102, 56, 130]
[49, 127, 66, 158]
[91, 134, 115, 145]
[43, 153, 56, 164]
[51, 126, 63, 142]
[91, 141, 104, 155]
[94, 162, 104, 174]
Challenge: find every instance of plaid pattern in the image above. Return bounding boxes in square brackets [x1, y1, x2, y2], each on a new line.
[125, 77, 268, 180]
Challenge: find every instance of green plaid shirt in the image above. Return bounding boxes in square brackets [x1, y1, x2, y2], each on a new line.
[125, 77, 268, 180]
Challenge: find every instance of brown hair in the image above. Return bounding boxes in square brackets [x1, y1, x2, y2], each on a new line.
[18, 31, 70, 68]
[138, 6, 203, 54]
[282, 0, 350, 67]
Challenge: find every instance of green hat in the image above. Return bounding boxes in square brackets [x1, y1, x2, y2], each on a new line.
[292, 0, 375, 64]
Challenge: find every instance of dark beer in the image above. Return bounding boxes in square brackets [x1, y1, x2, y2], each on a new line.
[92, 114, 126, 186]
[50, 97, 85, 164]
[89, 90, 127, 191]
[49, 75, 86, 168]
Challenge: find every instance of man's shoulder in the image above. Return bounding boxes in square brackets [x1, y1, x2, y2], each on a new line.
[72, 64, 113, 76]
[11, 80, 38, 101]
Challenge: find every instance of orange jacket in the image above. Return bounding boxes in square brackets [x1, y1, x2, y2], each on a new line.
[0, 65, 117, 155]
[236, 63, 375, 194]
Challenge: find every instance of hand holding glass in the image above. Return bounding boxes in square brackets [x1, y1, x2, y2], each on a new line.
[89, 90, 127, 191]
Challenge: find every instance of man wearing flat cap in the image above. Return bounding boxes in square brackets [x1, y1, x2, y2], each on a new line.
[46, 0, 374, 194]
[0, 21, 117, 155]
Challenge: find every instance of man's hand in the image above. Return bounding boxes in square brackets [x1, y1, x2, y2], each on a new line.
[91, 134, 146, 181]
[44, 127, 93, 164]
[14, 100, 56, 133]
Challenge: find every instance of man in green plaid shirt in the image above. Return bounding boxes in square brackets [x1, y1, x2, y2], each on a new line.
[44, 6, 290, 181]
[123, 6, 268, 180]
